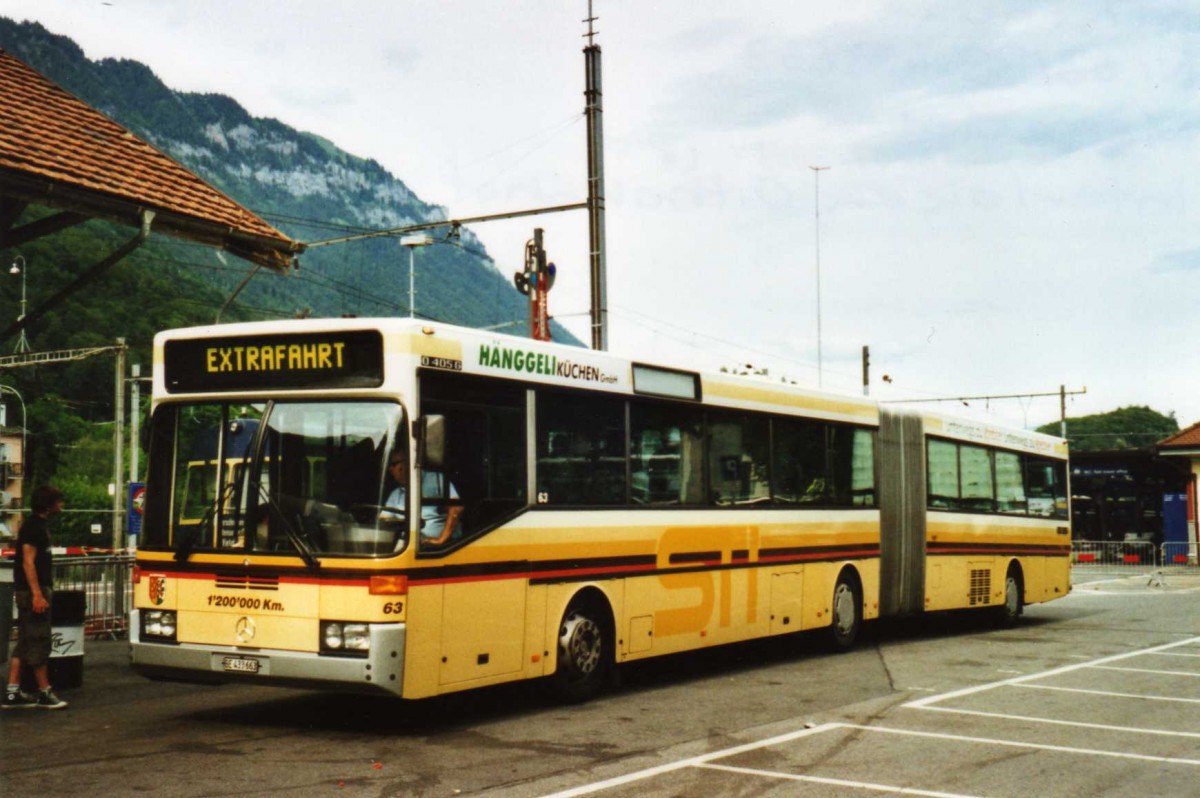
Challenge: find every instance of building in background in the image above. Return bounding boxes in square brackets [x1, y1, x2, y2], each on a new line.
[0, 402, 23, 539]
[1157, 423, 1200, 563]
[1070, 448, 1189, 545]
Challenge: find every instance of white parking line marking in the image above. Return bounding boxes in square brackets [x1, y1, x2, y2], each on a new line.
[914, 705, 1200, 739]
[697, 763, 984, 797]
[1016, 683, 1200, 704]
[1154, 651, 1200, 659]
[546, 637, 1200, 797]
[1091, 664, 1200, 677]
[846, 724, 1200, 767]
[905, 636, 1200, 710]
[538, 722, 839, 798]
[903, 636, 1200, 739]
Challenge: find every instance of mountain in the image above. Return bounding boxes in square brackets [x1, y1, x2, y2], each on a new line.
[0, 17, 580, 340]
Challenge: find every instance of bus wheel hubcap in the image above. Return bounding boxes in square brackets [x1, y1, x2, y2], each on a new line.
[560, 613, 601, 676]
[1006, 577, 1019, 614]
[834, 584, 856, 635]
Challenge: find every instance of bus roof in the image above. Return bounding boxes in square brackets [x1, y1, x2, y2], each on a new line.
[153, 318, 1067, 457]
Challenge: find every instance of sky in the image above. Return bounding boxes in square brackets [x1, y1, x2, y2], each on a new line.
[6, 0, 1200, 434]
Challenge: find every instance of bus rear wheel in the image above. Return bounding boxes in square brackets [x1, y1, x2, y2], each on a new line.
[995, 568, 1023, 627]
[551, 599, 611, 702]
[829, 572, 862, 652]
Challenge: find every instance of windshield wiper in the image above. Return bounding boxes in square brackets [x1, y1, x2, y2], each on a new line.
[286, 515, 322, 571]
[252, 483, 320, 570]
[174, 480, 238, 563]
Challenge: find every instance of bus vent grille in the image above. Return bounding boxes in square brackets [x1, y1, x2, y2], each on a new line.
[969, 569, 991, 606]
[214, 573, 280, 591]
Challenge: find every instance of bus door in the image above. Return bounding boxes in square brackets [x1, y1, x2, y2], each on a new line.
[416, 370, 530, 686]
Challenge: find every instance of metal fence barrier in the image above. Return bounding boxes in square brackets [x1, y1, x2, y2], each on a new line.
[50, 551, 134, 639]
[1160, 542, 1194, 566]
[3, 550, 133, 647]
[1073, 540, 1197, 569]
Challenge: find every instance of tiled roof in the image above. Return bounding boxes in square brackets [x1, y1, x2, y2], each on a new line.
[1159, 421, 1200, 449]
[0, 49, 301, 270]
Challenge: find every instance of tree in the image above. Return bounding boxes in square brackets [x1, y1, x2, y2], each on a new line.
[1037, 406, 1179, 452]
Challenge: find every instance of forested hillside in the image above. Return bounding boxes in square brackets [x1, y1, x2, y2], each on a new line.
[1037, 406, 1179, 452]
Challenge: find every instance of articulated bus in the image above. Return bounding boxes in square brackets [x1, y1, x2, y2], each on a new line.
[130, 318, 1070, 700]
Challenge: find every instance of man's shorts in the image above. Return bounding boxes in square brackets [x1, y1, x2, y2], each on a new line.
[12, 589, 53, 667]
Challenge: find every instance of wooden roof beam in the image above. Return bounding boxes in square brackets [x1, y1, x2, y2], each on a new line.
[0, 209, 88, 249]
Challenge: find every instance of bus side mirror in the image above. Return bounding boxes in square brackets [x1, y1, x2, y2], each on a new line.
[418, 414, 446, 470]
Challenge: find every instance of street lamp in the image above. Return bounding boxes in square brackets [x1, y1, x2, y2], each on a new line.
[809, 166, 829, 388]
[400, 235, 434, 319]
[9, 255, 28, 353]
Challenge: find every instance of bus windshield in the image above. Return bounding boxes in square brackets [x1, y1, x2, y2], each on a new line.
[145, 400, 408, 558]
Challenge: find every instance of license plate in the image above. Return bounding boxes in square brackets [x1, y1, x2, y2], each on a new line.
[222, 656, 261, 674]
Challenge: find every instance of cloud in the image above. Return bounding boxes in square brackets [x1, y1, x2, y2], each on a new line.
[662, 5, 1079, 131]
[864, 110, 1168, 164]
[659, 2, 1200, 172]
[1152, 248, 1200, 273]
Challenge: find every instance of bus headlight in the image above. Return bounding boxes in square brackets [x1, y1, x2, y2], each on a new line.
[142, 610, 178, 642]
[320, 621, 370, 656]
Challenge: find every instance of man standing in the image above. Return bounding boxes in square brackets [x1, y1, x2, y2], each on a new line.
[3, 485, 67, 710]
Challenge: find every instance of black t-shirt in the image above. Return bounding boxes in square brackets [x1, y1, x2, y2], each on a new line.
[14, 514, 52, 592]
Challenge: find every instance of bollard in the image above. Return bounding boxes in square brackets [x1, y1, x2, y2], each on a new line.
[20, 589, 86, 691]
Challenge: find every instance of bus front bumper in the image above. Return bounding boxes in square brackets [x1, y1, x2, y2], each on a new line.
[129, 609, 407, 697]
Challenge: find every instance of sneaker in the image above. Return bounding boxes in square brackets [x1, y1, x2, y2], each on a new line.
[34, 689, 67, 710]
[2, 688, 37, 710]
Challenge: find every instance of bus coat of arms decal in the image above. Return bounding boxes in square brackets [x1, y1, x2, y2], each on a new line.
[149, 575, 166, 606]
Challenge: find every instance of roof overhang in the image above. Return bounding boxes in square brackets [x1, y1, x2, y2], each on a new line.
[1159, 448, 1200, 459]
[0, 48, 304, 273]
[1, 169, 302, 272]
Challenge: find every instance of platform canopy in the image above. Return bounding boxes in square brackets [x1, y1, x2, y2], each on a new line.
[0, 49, 303, 271]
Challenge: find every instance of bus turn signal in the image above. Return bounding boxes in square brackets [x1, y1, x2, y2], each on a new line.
[369, 575, 408, 595]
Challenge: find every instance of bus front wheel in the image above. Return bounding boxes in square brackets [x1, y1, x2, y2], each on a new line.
[551, 599, 611, 702]
[829, 572, 862, 652]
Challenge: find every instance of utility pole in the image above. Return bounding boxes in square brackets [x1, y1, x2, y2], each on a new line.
[112, 338, 125, 550]
[1060, 384, 1067, 439]
[584, 1, 608, 351]
[810, 166, 829, 387]
[130, 363, 141, 483]
[862, 345, 870, 396]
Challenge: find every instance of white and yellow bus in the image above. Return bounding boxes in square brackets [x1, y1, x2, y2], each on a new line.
[130, 318, 1070, 700]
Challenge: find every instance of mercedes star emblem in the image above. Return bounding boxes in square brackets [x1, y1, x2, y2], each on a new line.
[235, 616, 256, 643]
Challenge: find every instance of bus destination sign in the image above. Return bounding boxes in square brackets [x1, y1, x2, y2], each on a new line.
[164, 330, 385, 393]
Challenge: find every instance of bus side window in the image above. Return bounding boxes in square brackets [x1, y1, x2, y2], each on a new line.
[772, 418, 826, 505]
[927, 439, 959, 510]
[630, 401, 703, 506]
[706, 411, 769, 506]
[420, 371, 527, 538]
[536, 390, 625, 506]
[996, 451, 1027, 514]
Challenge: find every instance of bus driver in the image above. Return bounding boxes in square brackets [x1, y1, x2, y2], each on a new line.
[382, 455, 461, 545]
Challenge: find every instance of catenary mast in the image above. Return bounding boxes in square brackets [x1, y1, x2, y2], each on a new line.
[584, 1, 608, 350]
